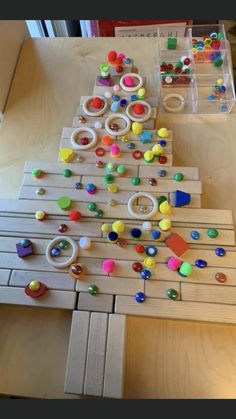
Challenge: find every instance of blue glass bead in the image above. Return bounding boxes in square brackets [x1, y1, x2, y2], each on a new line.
[74, 182, 82, 189]
[146, 245, 158, 257]
[219, 104, 228, 112]
[191, 230, 200, 240]
[208, 94, 215, 101]
[86, 183, 96, 194]
[20, 239, 30, 248]
[219, 85, 226, 92]
[120, 99, 127, 107]
[195, 259, 208, 268]
[215, 247, 226, 257]
[130, 94, 137, 102]
[157, 169, 166, 177]
[127, 142, 135, 150]
[112, 95, 120, 101]
[151, 229, 161, 240]
[130, 228, 142, 239]
[197, 40, 204, 47]
[140, 269, 152, 280]
[50, 247, 61, 257]
[135, 292, 146, 303]
[157, 140, 167, 147]
[124, 58, 132, 64]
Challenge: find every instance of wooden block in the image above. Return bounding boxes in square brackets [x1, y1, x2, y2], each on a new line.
[0, 269, 11, 286]
[76, 275, 144, 296]
[103, 314, 127, 398]
[64, 311, 90, 394]
[84, 312, 108, 396]
[144, 280, 181, 299]
[115, 295, 236, 325]
[165, 233, 189, 257]
[77, 292, 114, 313]
[139, 166, 199, 180]
[10, 270, 75, 291]
[181, 282, 236, 305]
[0, 286, 76, 309]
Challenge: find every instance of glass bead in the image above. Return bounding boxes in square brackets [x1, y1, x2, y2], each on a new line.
[36, 187, 45, 195]
[173, 172, 184, 182]
[132, 262, 143, 272]
[108, 198, 117, 207]
[215, 272, 227, 283]
[87, 202, 97, 211]
[157, 170, 166, 177]
[195, 259, 208, 268]
[131, 177, 140, 185]
[191, 230, 200, 240]
[135, 292, 146, 303]
[94, 209, 103, 218]
[88, 285, 98, 295]
[58, 224, 68, 233]
[166, 288, 178, 300]
[140, 269, 152, 280]
[215, 247, 226, 257]
[74, 182, 82, 189]
[62, 169, 72, 177]
[139, 206, 149, 214]
[207, 228, 218, 239]
[50, 247, 61, 257]
[127, 142, 135, 149]
[148, 178, 157, 186]
[58, 240, 69, 250]
[96, 161, 104, 168]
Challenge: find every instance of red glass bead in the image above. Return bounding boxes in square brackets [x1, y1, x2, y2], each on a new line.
[158, 155, 167, 164]
[116, 65, 123, 73]
[58, 224, 68, 233]
[80, 137, 89, 145]
[135, 244, 145, 253]
[132, 262, 143, 272]
[148, 178, 157, 186]
[96, 161, 104, 168]
[184, 57, 191, 65]
[167, 63, 173, 70]
[174, 66, 182, 73]
[215, 272, 227, 283]
[160, 65, 167, 72]
[132, 150, 143, 160]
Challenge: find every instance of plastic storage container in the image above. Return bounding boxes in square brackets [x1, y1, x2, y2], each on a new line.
[156, 24, 236, 114]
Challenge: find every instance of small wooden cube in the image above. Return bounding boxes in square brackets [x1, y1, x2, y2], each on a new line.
[16, 242, 33, 258]
[165, 233, 189, 257]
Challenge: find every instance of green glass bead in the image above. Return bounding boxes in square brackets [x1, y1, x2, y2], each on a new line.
[32, 168, 42, 177]
[176, 61, 183, 68]
[62, 169, 72, 177]
[166, 288, 178, 300]
[94, 209, 104, 218]
[58, 240, 69, 250]
[214, 57, 223, 67]
[158, 195, 167, 205]
[183, 68, 191, 74]
[167, 37, 177, 50]
[87, 202, 97, 212]
[161, 61, 167, 66]
[88, 285, 98, 295]
[103, 174, 114, 184]
[207, 228, 218, 239]
[173, 172, 184, 182]
[131, 177, 140, 186]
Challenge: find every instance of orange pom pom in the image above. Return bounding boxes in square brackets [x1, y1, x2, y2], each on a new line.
[102, 135, 113, 146]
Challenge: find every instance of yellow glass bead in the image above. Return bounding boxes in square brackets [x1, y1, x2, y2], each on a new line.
[121, 135, 129, 143]
[159, 200, 171, 215]
[137, 87, 146, 99]
[112, 220, 125, 234]
[152, 144, 164, 156]
[101, 224, 110, 233]
[159, 218, 172, 231]
[35, 210, 46, 220]
[108, 184, 119, 193]
[217, 78, 223, 86]
[144, 150, 154, 162]
[157, 128, 169, 138]
[132, 122, 143, 135]
[143, 256, 156, 269]
[29, 280, 40, 291]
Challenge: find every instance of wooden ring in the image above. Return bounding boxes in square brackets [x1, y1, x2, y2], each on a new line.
[126, 100, 152, 122]
[163, 93, 185, 113]
[46, 236, 79, 269]
[82, 96, 108, 117]
[105, 113, 131, 136]
[95, 147, 106, 156]
[127, 192, 158, 220]
[71, 127, 98, 150]
[119, 73, 143, 92]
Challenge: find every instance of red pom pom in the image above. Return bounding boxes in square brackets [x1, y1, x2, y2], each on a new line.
[115, 57, 123, 65]
[135, 244, 145, 253]
[92, 97, 103, 109]
[69, 210, 82, 221]
[107, 50, 117, 62]
[133, 103, 145, 114]
[115, 65, 123, 74]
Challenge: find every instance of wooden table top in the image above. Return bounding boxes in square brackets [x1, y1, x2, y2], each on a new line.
[1, 37, 236, 399]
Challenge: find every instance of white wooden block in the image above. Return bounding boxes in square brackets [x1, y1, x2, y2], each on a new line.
[139, 166, 199, 180]
[84, 312, 108, 396]
[80, 95, 158, 108]
[77, 292, 114, 313]
[103, 314, 127, 398]
[64, 311, 90, 394]
[10, 270, 75, 291]
[0, 269, 11, 286]
[76, 275, 144, 296]
[144, 280, 180, 299]
[0, 286, 76, 309]
[181, 282, 236, 305]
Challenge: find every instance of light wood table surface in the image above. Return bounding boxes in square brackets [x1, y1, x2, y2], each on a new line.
[1, 38, 236, 399]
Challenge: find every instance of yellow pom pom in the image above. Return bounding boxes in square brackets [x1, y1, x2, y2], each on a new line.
[29, 280, 40, 291]
[144, 150, 154, 162]
[112, 220, 125, 234]
[152, 144, 164, 156]
[157, 128, 169, 138]
[59, 148, 75, 163]
[159, 200, 171, 215]
[132, 122, 143, 135]
[35, 210, 46, 220]
[101, 224, 110, 233]
[159, 218, 172, 231]
[217, 78, 223, 86]
[137, 87, 146, 99]
[108, 184, 119, 193]
[143, 257, 156, 269]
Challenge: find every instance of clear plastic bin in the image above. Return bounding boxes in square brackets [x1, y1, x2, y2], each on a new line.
[156, 24, 236, 114]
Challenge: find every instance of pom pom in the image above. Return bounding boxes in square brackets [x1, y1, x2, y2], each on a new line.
[92, 97, 103, 109]
[107, 50, 117, 62]
[102, 259, 116, 274]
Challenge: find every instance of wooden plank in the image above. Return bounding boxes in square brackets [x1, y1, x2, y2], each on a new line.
[181, 282, 236, 305]
[0, 286, 76, 309]
[84, 312, 108, 396]
[0, 269, 11, 286]
[139, 166, 199, 180]
[145, 280, 181, 299]
[10, 270, 75, 291]
[115, 295, 236, 325]
[76, 275, 144, 296]
[64, 311, 90, 395]
[103, 314, 127, 398]
[77, 292, 114, 313]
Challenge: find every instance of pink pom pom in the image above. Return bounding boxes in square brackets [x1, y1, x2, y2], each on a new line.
[124, 76, 135, 87]
[102, 259, 116, 274]
[110, 144, 120, 157]
[167, 257, 181, 271]
[117, 53, 125, 60]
